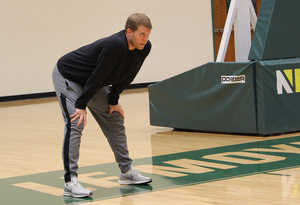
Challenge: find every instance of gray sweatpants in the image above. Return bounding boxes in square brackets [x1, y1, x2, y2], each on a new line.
[52, 64, 132, 182]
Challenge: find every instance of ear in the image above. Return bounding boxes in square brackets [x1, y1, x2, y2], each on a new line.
[126, 28, 132, 35]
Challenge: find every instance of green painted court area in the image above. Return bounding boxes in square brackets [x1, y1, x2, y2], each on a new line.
[2, 135, 300, 204]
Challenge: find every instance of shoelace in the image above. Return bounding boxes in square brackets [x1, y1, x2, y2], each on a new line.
[73, 180, 84, 189]
[132, 169, 141, 175]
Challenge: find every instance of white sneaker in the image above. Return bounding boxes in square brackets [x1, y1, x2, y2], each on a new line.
[118, 167, 152, 185]
[64, 176, 93, 198]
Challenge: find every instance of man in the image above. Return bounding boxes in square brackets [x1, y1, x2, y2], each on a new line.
[52, 13, 152, 198]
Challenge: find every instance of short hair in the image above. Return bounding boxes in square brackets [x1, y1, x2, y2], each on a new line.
[125, 13, 152, 32]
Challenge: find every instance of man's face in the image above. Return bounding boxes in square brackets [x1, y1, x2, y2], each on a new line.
[127, 25, 151, 50]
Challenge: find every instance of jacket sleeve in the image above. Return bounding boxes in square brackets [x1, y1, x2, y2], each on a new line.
[108, 65, 142, 105]
[75, 41, 125, 109]
[108, 41, 152, 105]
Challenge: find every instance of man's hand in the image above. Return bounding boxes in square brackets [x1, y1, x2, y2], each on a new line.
[109, 104, 125, 119]
[70, 108, 87, 127]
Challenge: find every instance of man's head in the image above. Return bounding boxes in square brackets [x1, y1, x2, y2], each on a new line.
[125, 13, 152, 32]
[125, 13, 152, 50]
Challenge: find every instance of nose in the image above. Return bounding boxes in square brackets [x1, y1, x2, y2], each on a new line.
[143, 35, 149, 42]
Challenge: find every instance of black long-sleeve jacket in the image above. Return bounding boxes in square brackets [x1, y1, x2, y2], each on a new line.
[57, 30, 151, 109]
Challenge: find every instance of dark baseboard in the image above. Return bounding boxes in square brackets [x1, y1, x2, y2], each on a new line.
[127, 82, 155, 90]
[0, 82, 156, 102]
[0, 92, 56, 102]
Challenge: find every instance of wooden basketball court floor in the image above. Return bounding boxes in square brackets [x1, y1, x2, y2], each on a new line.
[1, 88, 300, 205]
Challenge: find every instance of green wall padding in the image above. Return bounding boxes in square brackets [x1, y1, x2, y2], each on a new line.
[249, 0, 300, 60]
[149, 59, 300, 135]
[256, 58, 300, 135]
[148, 62, 257, 134]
